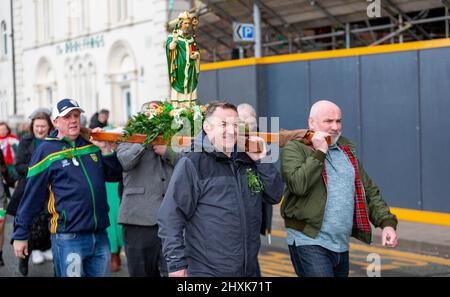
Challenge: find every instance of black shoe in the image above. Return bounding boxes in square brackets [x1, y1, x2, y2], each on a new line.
[18, 256, 29, 276]
[0, 251, 4, 266]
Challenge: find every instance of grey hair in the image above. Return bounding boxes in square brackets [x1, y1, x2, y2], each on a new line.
[237, 103, 256, 117]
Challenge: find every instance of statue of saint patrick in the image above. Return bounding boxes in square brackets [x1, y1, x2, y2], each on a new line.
[166, 11, 200, 108]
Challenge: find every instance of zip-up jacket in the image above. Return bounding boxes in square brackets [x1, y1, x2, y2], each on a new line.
[12, 132, 123, 240]
[280, 136, 397, 244]
[157, 133, 285, 277]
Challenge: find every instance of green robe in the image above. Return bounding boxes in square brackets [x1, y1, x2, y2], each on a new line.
[106, 182, 123, 254]
[166, 34, 199, 95]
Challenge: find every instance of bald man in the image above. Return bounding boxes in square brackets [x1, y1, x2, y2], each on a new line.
[280, 100, 398, 277]
[237, 103, 258, 132]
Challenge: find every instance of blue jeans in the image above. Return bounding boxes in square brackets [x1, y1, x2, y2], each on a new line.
[288, 244, 349, 277]
[51, 231, 111, 277]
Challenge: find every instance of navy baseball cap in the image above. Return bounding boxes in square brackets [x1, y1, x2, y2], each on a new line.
[52, 98, 85, 119]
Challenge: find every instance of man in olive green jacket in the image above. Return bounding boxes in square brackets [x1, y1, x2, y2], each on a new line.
[280, 100, 398, 277]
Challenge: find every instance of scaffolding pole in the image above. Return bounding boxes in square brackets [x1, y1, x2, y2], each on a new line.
[370, 23, 412, 46]
[254, 2, 262, 58]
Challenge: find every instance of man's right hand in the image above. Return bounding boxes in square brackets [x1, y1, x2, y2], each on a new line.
[170, 31, 179, 50]
[169, 268, 188, 277]
[311, 131, 330, 154]
[13, 240, 29, 259]
[153, 145, 168, 157]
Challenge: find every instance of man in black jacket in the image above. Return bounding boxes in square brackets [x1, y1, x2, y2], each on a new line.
[157, 102, 285, 277]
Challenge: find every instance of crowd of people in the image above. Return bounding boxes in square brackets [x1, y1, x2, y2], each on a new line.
[0, 97, 399, 277]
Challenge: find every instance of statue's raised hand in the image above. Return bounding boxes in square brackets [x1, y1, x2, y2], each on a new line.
[172, 29, 179, 41]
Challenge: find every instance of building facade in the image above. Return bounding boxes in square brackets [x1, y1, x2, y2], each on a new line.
[1, 0, 192, 126]
[0, 0, 14, 121]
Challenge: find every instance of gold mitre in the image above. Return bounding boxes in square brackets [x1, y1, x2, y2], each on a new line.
[178, 11, 192, 22]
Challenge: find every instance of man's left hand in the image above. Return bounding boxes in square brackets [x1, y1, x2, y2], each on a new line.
[90, 127, 113, 155]
[381, 226, 398, 247]
[246, 136, 267, 161]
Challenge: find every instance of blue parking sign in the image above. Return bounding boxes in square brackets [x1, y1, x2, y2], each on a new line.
[233, 22, 255, 42]
[242, 25, 254, 39]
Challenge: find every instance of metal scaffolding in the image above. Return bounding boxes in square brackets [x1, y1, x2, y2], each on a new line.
[184, 0, 450, 62]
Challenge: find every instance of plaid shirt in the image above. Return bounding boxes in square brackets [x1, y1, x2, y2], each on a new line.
[322, 145, 371, 235]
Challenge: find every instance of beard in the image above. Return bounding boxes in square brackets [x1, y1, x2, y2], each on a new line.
[330, 132, 342, 146]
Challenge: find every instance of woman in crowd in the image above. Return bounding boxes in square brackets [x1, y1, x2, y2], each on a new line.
[0, 122, 19, 267]
[0, 148, 13, 267]
[7, 110, 54, 276]
[0, 122, 19, 180]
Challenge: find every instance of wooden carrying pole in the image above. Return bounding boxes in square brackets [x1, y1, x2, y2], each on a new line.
[89, 129, 330, 149]
[90, 131, 275, 152]
[90, 131, 278, 144]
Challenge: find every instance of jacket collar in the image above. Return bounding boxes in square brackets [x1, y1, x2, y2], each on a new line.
[192, 132, 253, 165]
[46, 130, 89, 147]
[336, 135, 356, 149]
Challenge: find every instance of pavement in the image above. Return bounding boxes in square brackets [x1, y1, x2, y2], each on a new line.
[258, 205, 450, 277]
[0, 214, 128, 277]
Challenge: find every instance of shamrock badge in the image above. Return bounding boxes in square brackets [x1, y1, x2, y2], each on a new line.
[246, 168, 264, 195]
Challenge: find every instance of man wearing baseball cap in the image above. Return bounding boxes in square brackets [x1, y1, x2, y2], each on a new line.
[12, 98, 123, 277]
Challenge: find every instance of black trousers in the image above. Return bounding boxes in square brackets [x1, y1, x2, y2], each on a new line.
[122, 224, 167, 277]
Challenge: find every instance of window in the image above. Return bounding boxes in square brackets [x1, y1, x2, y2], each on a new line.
[68, 0, 89, 36]
[36, 57, 55, 108]
[35, 0, 53, 43]
[0, 90, 8, 120]
[65, 56, 97, 116]
[46, 87, 53, 106]
[117, 0, 128, 22]
[1, 21, 7, 57]
[109, 0, 130, 24]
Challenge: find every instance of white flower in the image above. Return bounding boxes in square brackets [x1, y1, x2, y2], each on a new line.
[172, 108, 184, 129]
[193, 105, 202, 121]
[173, 114, 184, 129]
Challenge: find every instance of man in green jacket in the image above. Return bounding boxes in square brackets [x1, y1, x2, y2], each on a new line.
[280, 100, 398, 277]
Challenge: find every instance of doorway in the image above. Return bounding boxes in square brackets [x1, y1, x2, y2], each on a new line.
[122, 86, 132, 122]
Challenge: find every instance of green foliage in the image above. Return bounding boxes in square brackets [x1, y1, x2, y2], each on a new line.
[246, 168, 264, 194]
[123, 102, 206, 147]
